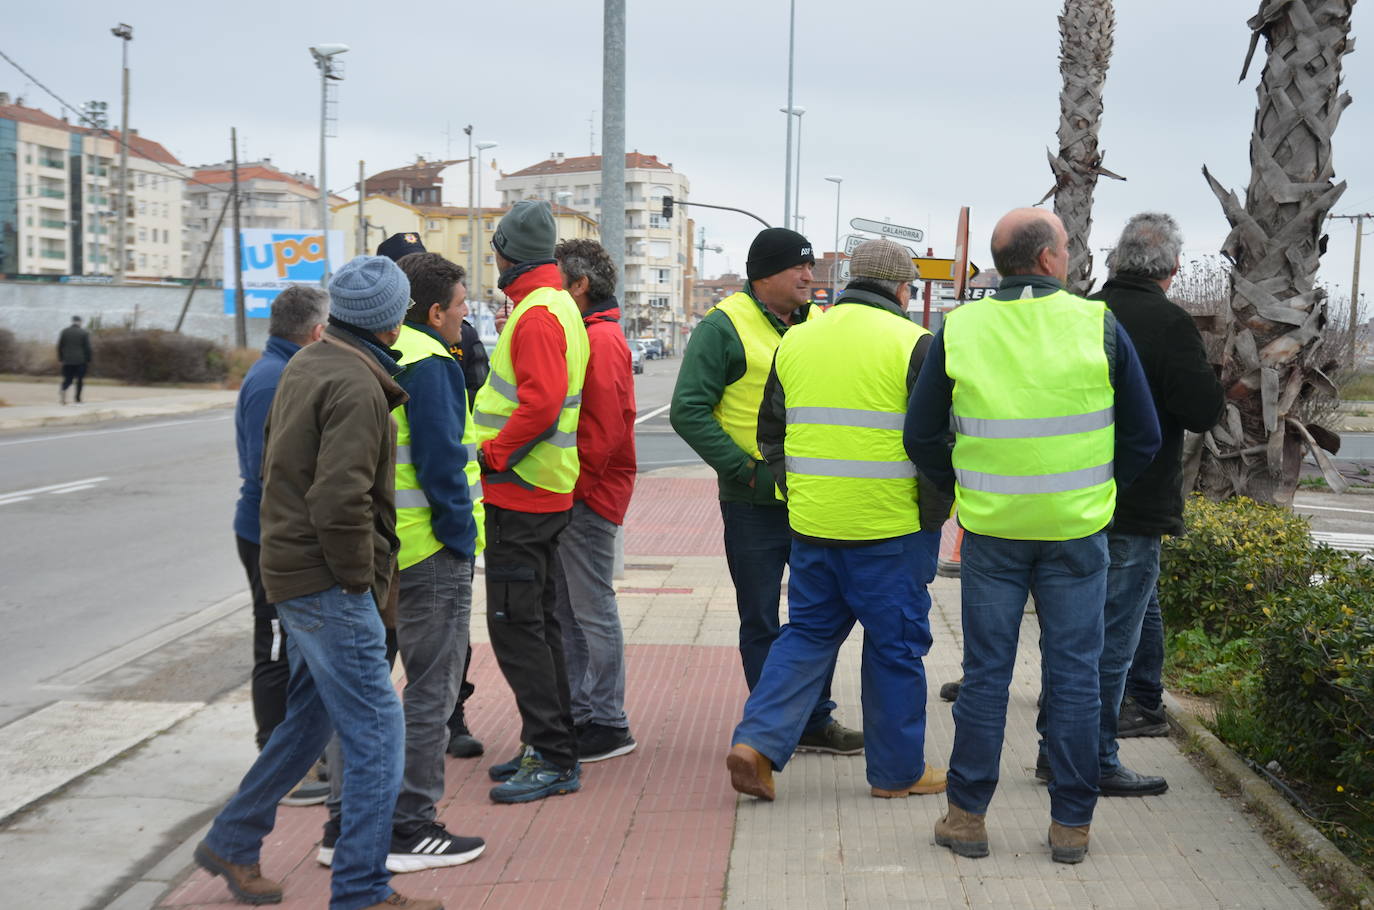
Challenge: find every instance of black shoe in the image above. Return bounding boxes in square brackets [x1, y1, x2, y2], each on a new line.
[1118, 697, 1169, 737]
[1034, 753, 1053, 784]
[1099, 766, 1168, 797]
[316, 820, 339, 867]
[796, 720, 864, 754]
[448, 728, 485, 758]
[576, 723, 637, 763]
[387, 821, 486, 873]
[939, 679, 961, 702]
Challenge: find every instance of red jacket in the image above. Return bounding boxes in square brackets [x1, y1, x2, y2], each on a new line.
[575, 302, 637, 524]
[481, 262, 575, 514]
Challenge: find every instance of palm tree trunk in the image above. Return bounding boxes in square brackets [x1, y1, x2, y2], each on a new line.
[1197, 0, 1355, 505]
[1046, 0, 1123, 295]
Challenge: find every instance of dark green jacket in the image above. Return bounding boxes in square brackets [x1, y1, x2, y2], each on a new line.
[670, 286, 811, 504]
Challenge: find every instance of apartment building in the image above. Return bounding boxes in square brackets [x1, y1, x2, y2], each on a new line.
[0, 94, 187, 278]
[495, 152, 691, 337]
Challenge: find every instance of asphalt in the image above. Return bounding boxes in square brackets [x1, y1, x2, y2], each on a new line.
[0, 383, 1367, 909]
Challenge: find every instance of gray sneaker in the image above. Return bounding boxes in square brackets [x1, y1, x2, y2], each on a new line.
[796, 720, 864, 755]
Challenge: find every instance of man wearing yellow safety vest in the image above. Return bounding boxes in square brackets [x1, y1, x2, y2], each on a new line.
[671, 227, 862, 756]
[906, 208, 1160, 865]
[475, 201, 591, 804]
[725, 239, 953, 803]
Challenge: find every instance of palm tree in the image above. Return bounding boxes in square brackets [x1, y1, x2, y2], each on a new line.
[1044, 0, 1124, 295]
[1195, 0, 1356, 505]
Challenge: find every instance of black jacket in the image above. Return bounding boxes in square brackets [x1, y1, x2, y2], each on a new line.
[58, 324, 92, 366]
[1093, 274, 1224, 536]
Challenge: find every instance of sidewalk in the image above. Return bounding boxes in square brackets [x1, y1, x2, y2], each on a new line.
[0, 379, 235, 430]
[151, 467, 1321, 910]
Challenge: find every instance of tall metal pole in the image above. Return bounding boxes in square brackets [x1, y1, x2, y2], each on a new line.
[1352, 215, 1365, 368]
[111, 24, 132, 284]
[782, 0, 795, 229]
[231, 128, 246, 349]
[794, 111, 804, 230]
[356, 160, 366, 255]
[826, 176, 842, 294]
[474, 142, 497, 308]
[465, 125, 475, 297]
[602, 0, 627, 307]
[317, 62, 329, 285]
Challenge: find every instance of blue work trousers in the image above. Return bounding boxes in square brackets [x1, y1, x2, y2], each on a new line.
[731, 530, 939, 790]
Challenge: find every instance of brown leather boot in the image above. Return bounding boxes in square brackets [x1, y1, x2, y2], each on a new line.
[359, 893, 444, 909]
[933, 802, 989, 858]
[872, 765, 947, 798]
[1048, 821, 1090, 863]
[193, 841, 283, 905]
[725, 743, 775, 801]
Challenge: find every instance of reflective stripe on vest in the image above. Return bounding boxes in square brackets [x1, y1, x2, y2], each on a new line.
[471, 286, 589, 494]
[774, 301, 928, 540]
[943, 288, 1116, 541]
[392, 324, 485, 567]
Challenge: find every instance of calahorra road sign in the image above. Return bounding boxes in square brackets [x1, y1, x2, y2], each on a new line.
[849, 217, 925, 245]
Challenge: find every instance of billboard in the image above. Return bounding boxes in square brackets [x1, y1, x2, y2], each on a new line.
[223, 230, 345, 317]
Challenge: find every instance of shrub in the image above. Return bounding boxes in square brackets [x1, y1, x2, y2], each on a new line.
[92, 329, 228, 384]
[0, 330, 60, 376]
[1158, 494, 1345, 638]
[1251, 561, 1374, 804]
[0, 328, 17, 373]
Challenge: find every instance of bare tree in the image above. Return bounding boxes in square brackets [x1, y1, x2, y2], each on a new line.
[1043, 0, 1124, 294]
[1195, 0, 1356, 504]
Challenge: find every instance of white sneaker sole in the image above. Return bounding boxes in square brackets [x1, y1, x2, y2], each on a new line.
[387, 842, 486, 873]
[316, 846, 333, 867]
[579, 739, 638, 763]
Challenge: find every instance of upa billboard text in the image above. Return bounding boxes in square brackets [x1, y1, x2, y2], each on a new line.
[223, 230, 345, 317]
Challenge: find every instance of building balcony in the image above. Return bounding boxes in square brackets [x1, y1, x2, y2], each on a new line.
[38, 187, 66, 199]
[40, 249, 67, 260]
[40, 218, 68, 230]
[38, 157, 66, 170]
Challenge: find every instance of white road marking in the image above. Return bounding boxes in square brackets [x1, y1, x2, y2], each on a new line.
[49, 485, 97, 495]
[635, 404, 670, 425]
[0, 412, 231, 447]
[1293, 501, 1374, 516]
[0, 477, 109, 506]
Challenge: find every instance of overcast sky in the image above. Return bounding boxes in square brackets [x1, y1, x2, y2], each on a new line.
[6, 1, 1372, 310]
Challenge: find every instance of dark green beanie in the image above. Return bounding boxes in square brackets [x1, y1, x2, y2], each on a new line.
[492, 200, 557, 264]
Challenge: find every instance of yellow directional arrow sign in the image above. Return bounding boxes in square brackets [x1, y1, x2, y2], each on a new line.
[911, 257, 980, 282]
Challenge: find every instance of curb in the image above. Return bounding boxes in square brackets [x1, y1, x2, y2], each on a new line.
[0, 398, 233, 431]
[1162, 691, 1374, 909]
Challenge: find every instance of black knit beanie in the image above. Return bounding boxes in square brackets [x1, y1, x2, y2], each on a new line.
[746, 228, 815, 280]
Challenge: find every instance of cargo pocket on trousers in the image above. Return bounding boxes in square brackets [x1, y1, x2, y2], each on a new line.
[486, 562, 539, 623]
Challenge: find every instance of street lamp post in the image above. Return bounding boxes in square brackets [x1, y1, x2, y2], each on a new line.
[780, 107, 805, 231]
[309, 43, 349, 286]
[474, 141, 498, 310]
[825, 176, 842, 296]
[782, 0, 796, 228]
[110, 23, 132, 283]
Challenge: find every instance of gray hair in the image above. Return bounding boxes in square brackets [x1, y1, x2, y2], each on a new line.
[1107, 212, 1183, 280]
[991, 218, 1058, 276]
[269, 286, 328, 342]
[554, 238, 618, 302]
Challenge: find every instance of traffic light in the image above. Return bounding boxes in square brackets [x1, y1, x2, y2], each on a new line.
[662, 195, 673, 220]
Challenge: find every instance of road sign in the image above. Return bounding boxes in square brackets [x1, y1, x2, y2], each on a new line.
[849, 217, 925, 244]
[836, 260, 851, 282]
[910, 257, 980, 282]
[844, 233, 915, 256]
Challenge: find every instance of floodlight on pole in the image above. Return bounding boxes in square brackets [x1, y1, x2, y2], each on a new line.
[474, 141, 498, 307]
[310, 43, 349, 286]
[825, 176, 843, 294]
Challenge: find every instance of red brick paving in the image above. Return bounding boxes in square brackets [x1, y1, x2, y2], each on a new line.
[160, 643, 745, 910]
[623, 478, 724, 556]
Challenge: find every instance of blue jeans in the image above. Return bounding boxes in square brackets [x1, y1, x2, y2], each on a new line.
[553, 502, 629, 729]
[1125, 587, 1164, 710]
[1034, 533, 1160, 774]
[949, 531, 1107, 827]
[720, 501, 835, 734]
[205, 585, 404, 910]
[732, 531, 939, 789]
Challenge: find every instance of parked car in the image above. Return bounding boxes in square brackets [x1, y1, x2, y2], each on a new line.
[634, 337, 665, 360]
[629, 340, 645, 374]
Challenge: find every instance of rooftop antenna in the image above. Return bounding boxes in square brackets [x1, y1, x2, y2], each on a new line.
[588, 110, 596, 156]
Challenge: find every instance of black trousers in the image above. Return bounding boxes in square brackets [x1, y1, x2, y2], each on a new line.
[484, 504, 576, 769]
[236, 535, 289, 750]
[60, 364, 86, 401]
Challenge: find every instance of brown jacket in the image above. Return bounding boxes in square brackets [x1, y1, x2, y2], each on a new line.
[259, 326, 408, 623]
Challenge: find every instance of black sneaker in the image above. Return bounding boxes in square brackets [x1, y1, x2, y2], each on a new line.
[577, 723, 637, 763]
[387, 821, 486, 873]
[448, 727, 485, 758]
[938, 679, 962, 702]
[796, 720, 864, 755]
[1118, 697, 1169, 737]
[316, 820, 339, 867]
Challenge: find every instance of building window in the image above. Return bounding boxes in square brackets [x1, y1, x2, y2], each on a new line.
[138, 200, 146, 214]
[138, 227, 147, 241]
[648, 296, 669, 309]
[460, 236, 470, 252]
[656, 268, 670, 284]
[650, 213, 665, 229]
[427, 219, 442, 231]
[137, 173, 145, 187]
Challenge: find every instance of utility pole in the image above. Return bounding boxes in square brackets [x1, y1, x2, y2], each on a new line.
[782, 0, 795, 229]
[356, 160, 366, 255]
[1330, 213, 1372, 368]
[602, 0, 627, 302]
[465, 125, 475, 298]
[231, 128, 246, 349]
[111, 23, 132, 284]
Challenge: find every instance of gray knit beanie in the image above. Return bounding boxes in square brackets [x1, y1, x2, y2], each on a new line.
[492, 200, 557, 264]
[327, 255, 410, 331]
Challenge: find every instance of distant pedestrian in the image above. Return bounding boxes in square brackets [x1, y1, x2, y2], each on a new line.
[477, 201, 590, 804]
[670, 227, 863, 756]
[552, 238, 638, 763]
[907, 208, 1160, 865]
[376, 232, 486, 759]
[727, 239, 951, 802]
[57, 315, 91, 405]
[196, 255, 442, 910]
[231, 285, 329, 807]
